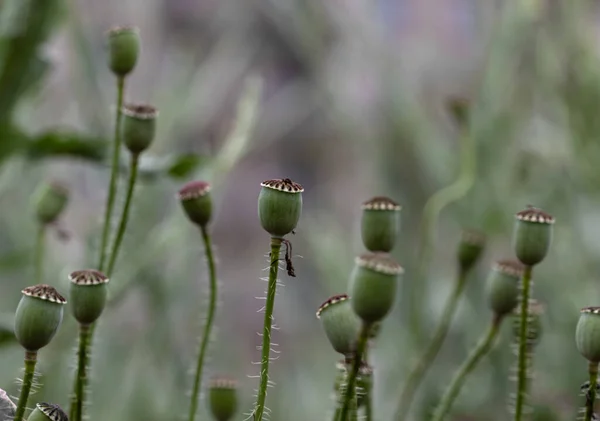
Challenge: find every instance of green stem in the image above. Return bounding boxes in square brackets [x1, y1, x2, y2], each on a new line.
[14, 351, 37, 421]
[396, 270, 469, 421]
[69, 324, 91, 421]
[98, 75, 125, 271]
[187, 226, 218, 421]
[34, 224, 45, 284]
[340, 323, 371, 421]
[411, 129, 476, 344]
[514, 265, 533, 421]
[585, 362, 599, 421]
[106, 153, 139, 277]
[254, 237, 282, 421]
[431, 315, 503, 421]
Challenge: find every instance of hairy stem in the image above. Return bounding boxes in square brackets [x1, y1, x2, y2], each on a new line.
[187, 226, 218, 421]
[584, 362, 598, 421]
[106, 153, 140, 276]
[514, 265, 533, 421]
[431, 315, 503, 421]
[254, 237, 282, 421]
[340, 323, 371, 421]
[14, 351, 37, 421]
[396, 270, 469, 420]
[34, 224, 45, 284]
[98, 75, 125, 271]
[70, 324, 91, 421]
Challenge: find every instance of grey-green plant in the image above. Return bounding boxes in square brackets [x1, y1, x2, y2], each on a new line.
[576, 307, 600, 421]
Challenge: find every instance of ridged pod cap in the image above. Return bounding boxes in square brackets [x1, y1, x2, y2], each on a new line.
[447, 96, 470, 127]
[178, 181, 212, 227]
[457, 230, 485, 273]
[258, 179, 303, 238]
[360, 197, 401, 252]
[316, 294, 362, 356]
[576, 307, 600, 363]
[349, 253, 403, 323]
[27, 403, 68, 421]
[356, 363, 373, 409]
[121, 103, 158, 154]
[107, 26, 140, 77]
[512, 300, 544, 346]
[69, 270, 109, 325]
[208, 377, 238, 421]
[34, 182, 68, 225]
[14, 285, 66, 351]
[513, 206, 554, 266]
[486, 260, 524, 316]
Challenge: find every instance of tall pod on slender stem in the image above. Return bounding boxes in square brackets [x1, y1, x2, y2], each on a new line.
[512, 206, 554, 421]
[575, 307, 600, 421]
[396, 229, 485, 421]
[27, 403, 68, 421]
[254, 178, 303, 421]
[431, 260, 523, 421]
[13, 285, 66, 421]
[68, 270, 109, 421]
[178, 181, 217, 421]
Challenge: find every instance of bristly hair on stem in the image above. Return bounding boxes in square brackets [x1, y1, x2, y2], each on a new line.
[513, 266, 534, 421]
[13, 351, 37, 421]
[339, 323, 371, 421]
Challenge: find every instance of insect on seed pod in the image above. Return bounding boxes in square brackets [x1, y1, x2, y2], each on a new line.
[69, 270, 109, 325]
[576, 307, 600, 363]
[208, 377, 238, 421]
[513, 206, 554, 266]
[178, 181, 213, 228]
[360, 196, 401, 253]
[258, 178, 303, 238]
[107, 26, 140, 77]
[316, 294, 362, 357]
[26, 403, 68, 421]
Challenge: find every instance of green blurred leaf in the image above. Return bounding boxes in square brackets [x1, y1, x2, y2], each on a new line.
[24, 130, 108, 162]
[123, 153, 211, 182]
[167, 154, 210, 179]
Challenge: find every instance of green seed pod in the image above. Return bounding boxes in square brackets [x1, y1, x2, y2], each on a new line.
[178, 181, 213, 227]
[69, 270, 109, 325]
[360, 196, 401, 253]
[34, 182, 68, 225]
[457, 229, 486, 273]
[208, 377, 238, 421]
[513, 206, 554, 266]
[316, 294, 362, 357]
[486, 260, 524, 317]
[576, 307, 600, 363]
[121, 103, 158, 154]
[258, 178, 303, 238]
[512, 300, 544, 347]
[14, 285, 66, 351]
[447, 96, 470, 127]
[356, 363, 373, 409]
[107, 26, 140, 77]
[349, 253, 403, 324]
[27, 403, 68, 421]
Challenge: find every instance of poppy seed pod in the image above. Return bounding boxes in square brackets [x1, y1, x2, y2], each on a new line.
[258, 178, 303, 238]
[513, 206, 554, 266]
[457, 229, 485, 273]
[34, 182, 68, 225]
[178, 181, 212, 227]
[208, 377, 238, 421]
[576, 307, 600, 363]
[14, 285, 66, 351]
[486, 260, 524, 317]
[27, 403, 68, 421]
[121, 103, 158, 154]
[349, 253, 403, 324]
[107, 26, 140, 77]
[316, 294, 362, 357]
[360, 196, 401, 252]
[69, 270, 109, 325]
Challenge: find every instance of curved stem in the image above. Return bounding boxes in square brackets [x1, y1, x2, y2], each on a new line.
[340, 323, 371, 421]
[187, 226, 218, 421]
[34, 224, 45, 284]
[254, 237, 282, 421]
[106, 153, 139, 277]
[431, 315, 503, 421]
[410, 129, 476, 344]
[585, 362, 599, 421]
[514, 265, 533, 421]
[98, 75, 125, 271]
[70, 324, 91, 421]
[396, 270, 469, 421]
[14, 351, 37, 421]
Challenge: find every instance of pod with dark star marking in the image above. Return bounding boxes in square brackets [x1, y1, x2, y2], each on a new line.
[14, 285, 66, 351]
[360, 196, 401, 253]
[576, 307, 600, 363]
[486, 260, 524, 317]
[258, 178, 303, 238]
[34, 182, 68, 225]
[107, 26, 140, 77]
[457, 229, 485, 273]
[26, 402, 68, 421]
[513, 206, 554, 266]
[349, 253, 403, 324]
[316, 294, 362, 357]
[178, 181, 212, 228]
[121, 103, 158, 154]
[69, 270, 109, 325]
[208, 377, 238, 421]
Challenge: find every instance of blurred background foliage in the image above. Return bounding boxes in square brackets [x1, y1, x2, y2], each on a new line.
[0, 0, 600, 420]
